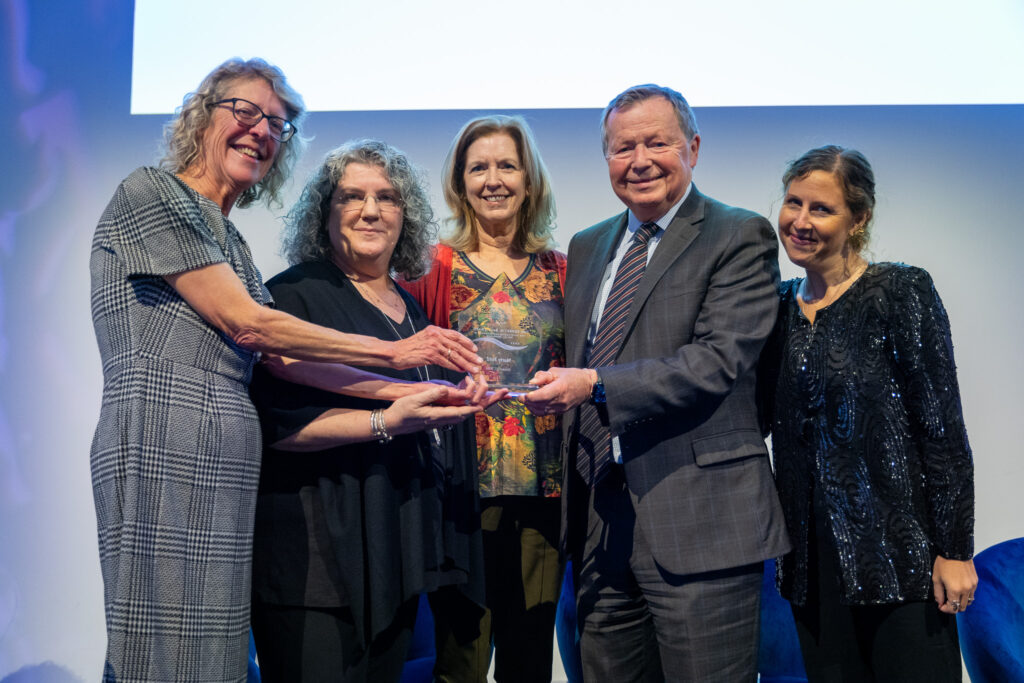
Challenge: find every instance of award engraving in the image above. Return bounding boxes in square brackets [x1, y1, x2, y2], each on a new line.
[455, 274, 543, 392]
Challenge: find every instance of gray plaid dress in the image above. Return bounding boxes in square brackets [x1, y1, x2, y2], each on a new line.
[90, 167, 271, 682]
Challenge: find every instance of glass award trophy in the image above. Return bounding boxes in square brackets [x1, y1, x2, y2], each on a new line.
[454, 274, 543, 394]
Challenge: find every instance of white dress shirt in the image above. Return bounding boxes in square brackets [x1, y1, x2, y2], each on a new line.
[584, 184, 691, 463]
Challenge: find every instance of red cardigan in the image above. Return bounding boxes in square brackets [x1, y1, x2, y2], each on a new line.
[399, 244, 567, 328]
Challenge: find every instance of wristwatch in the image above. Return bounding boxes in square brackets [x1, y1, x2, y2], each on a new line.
[590, 378, 606, 405]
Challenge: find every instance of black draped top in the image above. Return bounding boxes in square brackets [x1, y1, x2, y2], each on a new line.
[250, 259, 482, 645]
[764, 262, 974, 605]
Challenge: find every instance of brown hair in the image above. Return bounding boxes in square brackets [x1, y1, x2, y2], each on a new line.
[783, 145, 876, 251]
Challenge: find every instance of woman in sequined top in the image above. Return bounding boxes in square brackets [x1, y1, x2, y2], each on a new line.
[764, 145, 976, 681]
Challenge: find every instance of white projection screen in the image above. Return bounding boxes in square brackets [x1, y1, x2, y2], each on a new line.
[132, 0, 1024, 112]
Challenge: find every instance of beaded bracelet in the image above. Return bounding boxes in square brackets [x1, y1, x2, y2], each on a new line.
[370, 408, 393, 444]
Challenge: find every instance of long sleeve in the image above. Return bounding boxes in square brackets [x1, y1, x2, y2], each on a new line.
[599, 212, 780, 436]
[398, 245, 453, 328]
[891, 267, 974, 560]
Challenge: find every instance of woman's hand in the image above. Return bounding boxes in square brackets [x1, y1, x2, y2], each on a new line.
[455, 373, 511, 407]
[932, 556, 978, 613]
[269, 385, 481, 452]
[419, 375, 509, 408]
[392, 326, 482, 374]
[382, 385, 482, 436]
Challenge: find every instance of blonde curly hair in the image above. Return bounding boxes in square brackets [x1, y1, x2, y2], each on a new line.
[160, 57, 306, 209]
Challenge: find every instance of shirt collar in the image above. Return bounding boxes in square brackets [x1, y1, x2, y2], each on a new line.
[626, 182, 692, 236]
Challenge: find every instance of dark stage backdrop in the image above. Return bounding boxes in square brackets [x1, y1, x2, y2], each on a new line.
[1, 1, 1021, 678]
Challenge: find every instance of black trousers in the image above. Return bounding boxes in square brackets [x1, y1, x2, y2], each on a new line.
[430, 495, 563, 683]
[251, 597, 418, 683]
[791, 503, 962, 683]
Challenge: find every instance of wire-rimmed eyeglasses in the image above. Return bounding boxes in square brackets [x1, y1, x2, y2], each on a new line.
[337, 191, 404, 214]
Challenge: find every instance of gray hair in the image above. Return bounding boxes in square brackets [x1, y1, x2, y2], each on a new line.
[441, 115, 557, 254]
[159, 57, 306, 209]
[600, 84, 700, 155]
[281, 139, 437, 280]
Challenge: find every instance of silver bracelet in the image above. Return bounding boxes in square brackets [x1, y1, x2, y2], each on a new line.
[371, 408, 392, 444]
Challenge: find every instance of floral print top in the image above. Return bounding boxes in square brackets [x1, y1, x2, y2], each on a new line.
[450, 251, 565, 498]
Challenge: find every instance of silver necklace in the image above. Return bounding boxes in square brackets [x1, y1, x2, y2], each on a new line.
[350, 278, 406, 322]
[366, 284, 443, 447]
[373, 291, 428, 383]
[333, 255, 406, 322]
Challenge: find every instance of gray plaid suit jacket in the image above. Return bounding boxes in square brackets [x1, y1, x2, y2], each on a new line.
[561, 186, 791, 575]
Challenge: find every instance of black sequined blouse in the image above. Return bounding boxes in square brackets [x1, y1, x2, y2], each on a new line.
[765, 262, 974, 606]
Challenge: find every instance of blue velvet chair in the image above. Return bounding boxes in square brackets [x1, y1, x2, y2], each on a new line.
[757, 558, 808, 683]
[957, 537, 1024, 683]
[247, 629, 261, 683]
[554, 561, 583, 683]
[399, 593, 437, 683]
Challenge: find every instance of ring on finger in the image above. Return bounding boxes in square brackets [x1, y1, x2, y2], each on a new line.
[967, 596, 975, 604]
[446, 346, 452, 361]
[951, 600, 961, 610]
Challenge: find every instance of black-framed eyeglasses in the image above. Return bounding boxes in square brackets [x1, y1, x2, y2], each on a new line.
[214, 98, 296, 142]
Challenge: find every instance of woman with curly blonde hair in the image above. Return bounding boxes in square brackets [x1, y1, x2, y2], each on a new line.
[90, 60, 480, 682]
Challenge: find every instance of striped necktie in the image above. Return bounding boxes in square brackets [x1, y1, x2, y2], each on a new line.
[576, 221, 659, 486]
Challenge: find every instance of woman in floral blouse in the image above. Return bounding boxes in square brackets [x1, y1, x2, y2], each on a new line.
[401, 115, 566, 682]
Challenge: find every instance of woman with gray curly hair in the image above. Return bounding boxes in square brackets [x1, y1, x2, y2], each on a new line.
[278, 139, 437, 279]
[248, 139, 492, 682]
[90, 61, 482, 682]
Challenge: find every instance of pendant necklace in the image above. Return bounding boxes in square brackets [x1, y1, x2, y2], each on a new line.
[369, 284, 443, 448]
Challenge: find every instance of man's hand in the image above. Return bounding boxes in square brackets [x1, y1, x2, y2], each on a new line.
[522, 367, 598, 415]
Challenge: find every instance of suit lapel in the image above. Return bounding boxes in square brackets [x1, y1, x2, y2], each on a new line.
[619, 189, 706, 350]
[567, 213, 628, 366]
